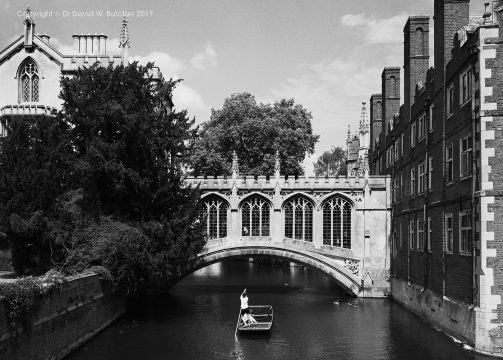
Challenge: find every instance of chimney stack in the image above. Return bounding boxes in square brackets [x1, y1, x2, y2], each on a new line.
[370, 94, 383, 151]
[381, 67, 401, 137]
[72, 34, 108, 55]
[404, 16, 430, 124]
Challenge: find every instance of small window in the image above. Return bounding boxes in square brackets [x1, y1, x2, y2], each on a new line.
[409, 219, 415, 250]
[460, 69, 472, 105]
[394, 139, 399, 161]
[418, 114, 426, 140]
[459, 212, 472, 253]
[401, 134, 404, 155]
[411, 122, 417, 147]
[446, 144, 453, 183]
[460, 135, 473, 178]
[418, 162, 426, 194]
[428, 156, 433, 190]
[393, 178, 400, 203]
[410, 167, 416, 196]
[427, 217, 432, 251]
[445, 213, 453, 252]
[417, 219, 425, 251]
[447, 85, 454, 116]
[429, 104, 434, 132]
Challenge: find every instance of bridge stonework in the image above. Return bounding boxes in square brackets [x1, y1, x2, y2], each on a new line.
[185, 174, 392, 298]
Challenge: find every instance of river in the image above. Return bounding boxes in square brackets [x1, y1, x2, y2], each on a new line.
[66, 259, 490, 360]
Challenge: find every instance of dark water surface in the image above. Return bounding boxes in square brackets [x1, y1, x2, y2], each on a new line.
[67, 260, 490, 360]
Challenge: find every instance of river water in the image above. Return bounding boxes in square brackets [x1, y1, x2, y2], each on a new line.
[67, 260, 489, 360]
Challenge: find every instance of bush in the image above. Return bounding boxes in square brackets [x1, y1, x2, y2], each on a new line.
[0, 270, 65, 331]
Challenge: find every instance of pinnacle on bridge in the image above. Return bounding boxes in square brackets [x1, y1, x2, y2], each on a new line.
[232, 150, 239, 178]
[359, 101, 369, 135]
[274, 150, 280, 178]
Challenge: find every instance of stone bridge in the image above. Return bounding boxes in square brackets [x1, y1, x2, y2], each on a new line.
[182, 169, 392, 298]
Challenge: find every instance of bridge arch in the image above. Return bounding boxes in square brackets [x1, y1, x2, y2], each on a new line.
[173, 246, 362, 296]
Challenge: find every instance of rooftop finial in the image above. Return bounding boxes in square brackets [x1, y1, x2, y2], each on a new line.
[274, 150, 280, 176]
[232, 151, 239, 177]
[347, 125, 351, 143]
[119, 16, 130, 64]
[483, 1, 492, 23]
[119, 16, 130, 48]
[359, 101, 369, 135]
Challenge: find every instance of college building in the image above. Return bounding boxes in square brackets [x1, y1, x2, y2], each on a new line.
[367, 0, 503, 355]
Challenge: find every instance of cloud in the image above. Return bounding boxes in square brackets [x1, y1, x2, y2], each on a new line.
[132, 50, 210, 122]
[131, 51, 186, 78]
[49, 37, 74, 54]
[172, 83, 211, 123]
[341, 13, 408, 44]
[271, 56, 383, 175]
[190, 42, 217, 70]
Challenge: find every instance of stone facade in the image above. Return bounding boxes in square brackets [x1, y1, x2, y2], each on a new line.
[369, 0, 503, 356]
[185, 162, 392, 297]
[0, 9, 163, 136]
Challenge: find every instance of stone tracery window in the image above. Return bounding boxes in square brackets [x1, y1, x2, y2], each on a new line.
[284, 196, 313, 242]
[241, 196, 270, 237]
[200, 196, 228, 239]
[19, 59, 39, 103]
[322, 196, 352, 248]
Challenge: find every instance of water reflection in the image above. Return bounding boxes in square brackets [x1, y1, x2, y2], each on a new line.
[67, 259, 489, 360]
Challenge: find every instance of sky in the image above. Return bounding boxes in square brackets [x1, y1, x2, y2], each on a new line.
[0, 0, 486, 174]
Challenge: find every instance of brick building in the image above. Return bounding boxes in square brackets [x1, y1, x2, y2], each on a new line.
[368, 0, 503, 355]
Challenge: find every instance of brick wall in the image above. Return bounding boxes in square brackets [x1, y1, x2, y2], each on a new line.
[0, 274, 126, 360]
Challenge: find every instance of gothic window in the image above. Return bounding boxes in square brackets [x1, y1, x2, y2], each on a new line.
[416, 27, 425, 55]
[284, 196, 314, 242]
[390, 76, 397, 97]
[200, 196, 228, 239]
[241, 196, 270, 237]
[322, 196, 352, 248]
[19, 59, 39, 103]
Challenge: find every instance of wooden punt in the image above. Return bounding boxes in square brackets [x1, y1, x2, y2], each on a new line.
[235, 305, 273, 333]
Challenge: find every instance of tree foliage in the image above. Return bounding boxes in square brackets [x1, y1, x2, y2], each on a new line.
[0, 63, 205, 290]
[190, 93, 319, 176]
[313, 147, 347, 177]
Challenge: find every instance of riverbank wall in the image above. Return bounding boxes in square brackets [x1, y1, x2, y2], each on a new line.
[391, 278, 503, 358]
[0, 273, 126, 360]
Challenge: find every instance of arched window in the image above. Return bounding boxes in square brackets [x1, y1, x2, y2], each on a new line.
[322, 196, 352, 248]
[19, 59, 39, 103]
[416, 27, 425, 56]
[284, 196, 314, 242]
[241, 196, 270, 237]
[390, 76, 397, 97]
[200, 196, 228, 239]
[375, 101, 382, 120]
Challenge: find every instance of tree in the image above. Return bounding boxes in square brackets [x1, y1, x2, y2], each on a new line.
[190, 93, 319, 176]
[0, 62, 206, 287]
[0, 116, 74, 274]
[313, 147, 347, 177]
[58, 62, 205, 285]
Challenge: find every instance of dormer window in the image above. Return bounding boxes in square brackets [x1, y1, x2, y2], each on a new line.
[19, 60, 39, 103]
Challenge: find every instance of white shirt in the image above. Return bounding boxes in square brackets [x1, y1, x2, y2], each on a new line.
[240, 295, 248, 309]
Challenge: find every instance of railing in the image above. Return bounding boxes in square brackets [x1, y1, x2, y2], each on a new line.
[0, 104, 58, 117]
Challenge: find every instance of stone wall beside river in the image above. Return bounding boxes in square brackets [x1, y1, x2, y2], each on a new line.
[0, 274, 126, 360]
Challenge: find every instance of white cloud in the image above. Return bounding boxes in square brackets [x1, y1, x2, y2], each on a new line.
[172, 83, 211, 123]
[341, 13, 408, 44]
[131, 51, 186, 78]
[132, 51, 210, 122]
[190, 42, 217, 70]
[271, 56, 382, 175]
[49, 37, 74, 54]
